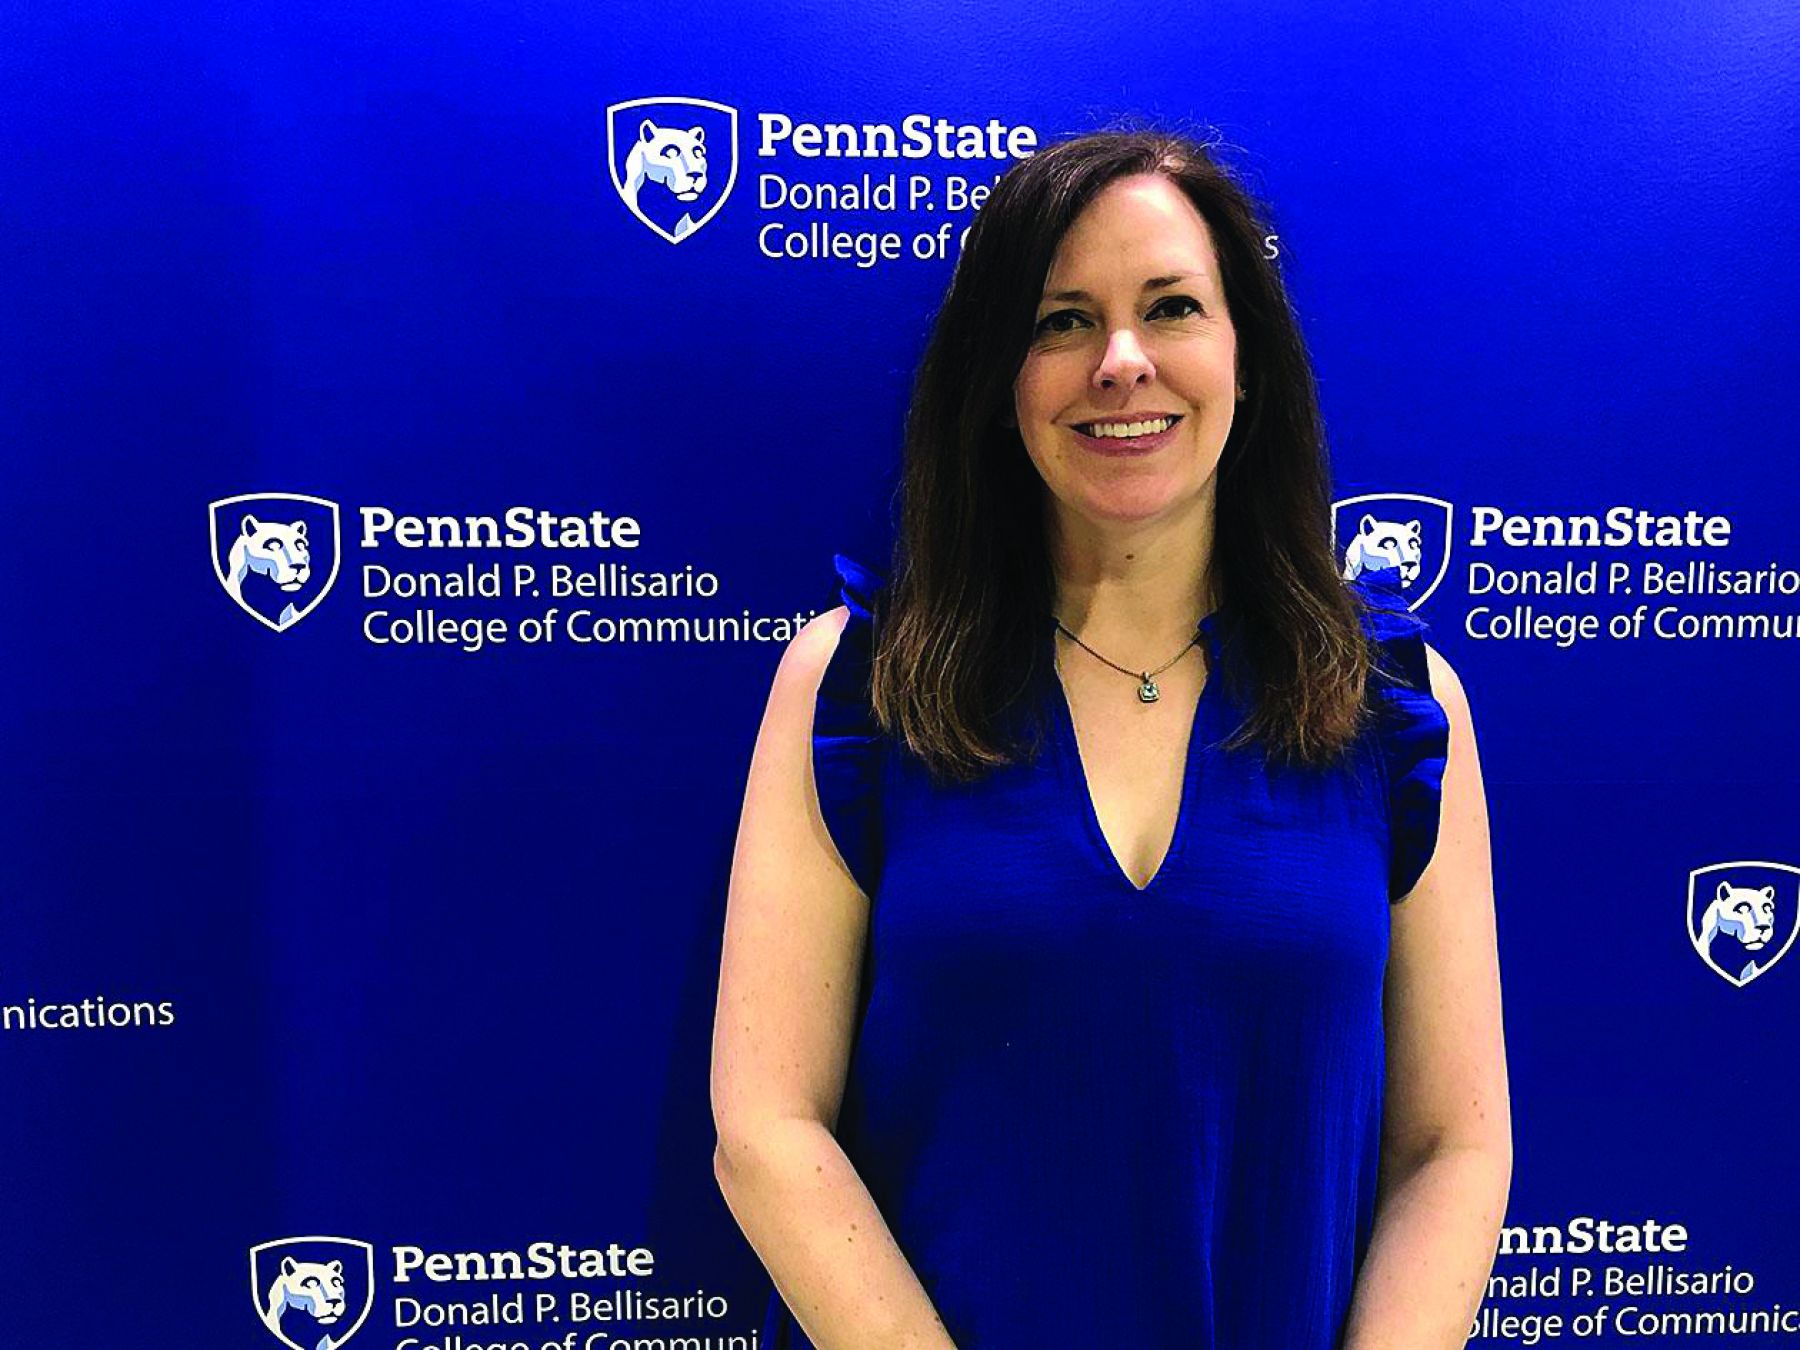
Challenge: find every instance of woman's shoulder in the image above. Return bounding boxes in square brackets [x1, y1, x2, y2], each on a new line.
[803, 554, 889, 897]
[784, 603, 854, 686]
[1344, 569, 1428, 668]
[776, 554, 884, 700]
[803, 552, 883, 703]
[1342, 568, 1470, 714]
[1343, 568, 1456, 903]
[739, 555, 892, 901]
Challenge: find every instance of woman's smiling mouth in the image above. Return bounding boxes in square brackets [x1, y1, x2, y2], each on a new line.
[1070, 413, 1183, 453]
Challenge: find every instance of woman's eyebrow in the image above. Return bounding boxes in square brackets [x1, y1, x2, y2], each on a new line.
[1041, 273, 1202, 303]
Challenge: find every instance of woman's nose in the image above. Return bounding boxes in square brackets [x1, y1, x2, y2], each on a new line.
[1094, 328, 1154, 388]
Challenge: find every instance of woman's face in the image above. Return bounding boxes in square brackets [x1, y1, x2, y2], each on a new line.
[1012, 173, 1240, 529]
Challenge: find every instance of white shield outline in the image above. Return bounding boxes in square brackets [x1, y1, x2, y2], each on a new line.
[1332, 492, 1454, 610]
[210, 492, 342, 632]
[249, 1235, 376, 1350]
[606, 95, 739, 244]
[1687, 860, 1800, 987]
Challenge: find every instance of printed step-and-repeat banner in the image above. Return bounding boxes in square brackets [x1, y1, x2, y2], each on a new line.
[3, 1, 1796, 1345]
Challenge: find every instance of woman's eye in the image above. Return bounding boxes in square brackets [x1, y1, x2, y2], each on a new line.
[1033, 296, 1203, 336]
[1034, 310, 1084, 335]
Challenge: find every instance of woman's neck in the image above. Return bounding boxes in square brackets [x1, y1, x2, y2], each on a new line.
[1047, 498, 1218, 659]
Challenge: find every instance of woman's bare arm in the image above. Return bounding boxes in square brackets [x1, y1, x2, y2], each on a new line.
[1340, 644, 1513, 1350]
[711, 606, 957, 1350]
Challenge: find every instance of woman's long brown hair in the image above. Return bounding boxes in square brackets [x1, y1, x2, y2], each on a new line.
[869, 124, 1398, 782]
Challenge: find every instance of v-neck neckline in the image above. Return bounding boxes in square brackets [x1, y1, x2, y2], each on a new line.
[1045, 610, 1226, 896]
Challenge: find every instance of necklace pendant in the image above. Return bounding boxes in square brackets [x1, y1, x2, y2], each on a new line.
[1137, 676, 1160, 704]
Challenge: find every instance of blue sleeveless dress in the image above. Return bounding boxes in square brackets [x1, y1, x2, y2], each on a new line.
[763, 554, 1450, 1349]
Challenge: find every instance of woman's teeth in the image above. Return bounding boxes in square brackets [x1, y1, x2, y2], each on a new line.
[1076, 416, 1179, 439]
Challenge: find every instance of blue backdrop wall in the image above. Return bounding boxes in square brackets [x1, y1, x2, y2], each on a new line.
[4, 1, 1798, 1345]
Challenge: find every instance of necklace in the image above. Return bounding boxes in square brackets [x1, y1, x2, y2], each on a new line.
[1052, 619, 1201, 704]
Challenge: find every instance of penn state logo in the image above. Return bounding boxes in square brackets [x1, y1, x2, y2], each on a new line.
[250, 1236, 374, 1350]
[210, 493, 341, 632]
[606, 95, 739, 244]
[1687, 861, 1799, 987]
[1332, 492, 1453, 610]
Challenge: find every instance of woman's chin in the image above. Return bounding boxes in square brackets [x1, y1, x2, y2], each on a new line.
[1067, 484, 1202, 527]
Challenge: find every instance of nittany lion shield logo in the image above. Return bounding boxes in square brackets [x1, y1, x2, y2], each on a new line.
[210, 493, 341, 632]
[1332, 492, 1453, 610]
[250, 1235, 374, 1350]
[1687, 861, 1800, 987]
[606, 95, 739, 244]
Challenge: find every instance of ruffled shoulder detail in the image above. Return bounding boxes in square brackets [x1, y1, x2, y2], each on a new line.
[812, 554, 888, 899]
[1347, 569, 1450, 904]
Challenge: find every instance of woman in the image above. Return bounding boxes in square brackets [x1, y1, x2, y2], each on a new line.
[711, 127, 1510, 1349]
